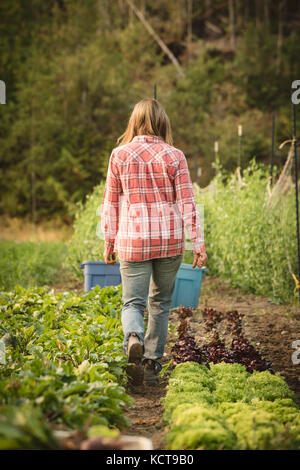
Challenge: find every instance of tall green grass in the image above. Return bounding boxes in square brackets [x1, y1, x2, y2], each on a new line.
[198, 158, 297, 303]
[64, 182, 106, 279]
[0, 240, 67, 291]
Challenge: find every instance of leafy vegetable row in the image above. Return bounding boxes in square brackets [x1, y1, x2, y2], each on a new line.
[172, 306, 273, 373]
[163, 362, 300, 450]
[0, 284, 132, 449]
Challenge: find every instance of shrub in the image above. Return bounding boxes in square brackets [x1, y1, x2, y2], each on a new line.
[64, 182, 106, 279]
[198, 158, 297, 303]
[0, 240, 67, 291]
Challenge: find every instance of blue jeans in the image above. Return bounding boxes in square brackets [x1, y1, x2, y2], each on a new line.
[119, 254, 183, 361]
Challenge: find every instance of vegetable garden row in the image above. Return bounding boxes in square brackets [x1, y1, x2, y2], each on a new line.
[1, 283, 300, 449]
[163, 362, 300, 450]
[163, 306, 300, 450]
[0, 284, 132, 449]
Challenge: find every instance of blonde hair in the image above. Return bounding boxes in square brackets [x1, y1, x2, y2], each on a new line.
[117, 98, 173, 146]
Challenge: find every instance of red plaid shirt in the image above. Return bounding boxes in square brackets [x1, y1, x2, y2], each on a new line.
[100, 134, 205, 262]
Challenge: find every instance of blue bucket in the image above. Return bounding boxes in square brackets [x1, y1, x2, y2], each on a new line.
[171, 263, 207, 309]
[80, 261, 122, 291]
[80, 261, 207, 309]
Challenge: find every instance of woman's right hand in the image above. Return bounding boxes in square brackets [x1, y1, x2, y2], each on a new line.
[197, 251, 208, 268]
[104, 246, 117, 265]
[192, 251, 208, 268]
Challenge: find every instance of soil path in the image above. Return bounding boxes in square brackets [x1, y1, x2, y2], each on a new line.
[123, 332, 178, 450]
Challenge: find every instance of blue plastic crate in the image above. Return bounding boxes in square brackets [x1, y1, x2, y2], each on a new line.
[80, 261, 122, 291]
[171, 263, 207, 309]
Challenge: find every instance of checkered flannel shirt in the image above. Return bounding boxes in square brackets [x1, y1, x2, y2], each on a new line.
[100, 134, 205, 262]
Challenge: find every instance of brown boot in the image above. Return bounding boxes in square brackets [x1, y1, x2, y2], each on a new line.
[127, 333, 143, 364]
[143, 359, 162, 386]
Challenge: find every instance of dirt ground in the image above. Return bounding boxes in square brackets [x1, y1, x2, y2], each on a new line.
[122, 274, 300, 449]
[123, 368, 170, 450]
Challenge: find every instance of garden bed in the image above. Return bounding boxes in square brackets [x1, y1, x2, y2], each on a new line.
[1, 273, 299, 450]
[122, 273, 300, 449]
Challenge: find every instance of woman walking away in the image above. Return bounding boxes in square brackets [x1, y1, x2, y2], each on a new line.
[100, 98, 208, 386]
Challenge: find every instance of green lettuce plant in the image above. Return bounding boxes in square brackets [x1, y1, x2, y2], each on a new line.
[163, 361, 300, 450]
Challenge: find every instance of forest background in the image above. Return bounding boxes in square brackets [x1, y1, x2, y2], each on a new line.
[0, 0, 299, 225]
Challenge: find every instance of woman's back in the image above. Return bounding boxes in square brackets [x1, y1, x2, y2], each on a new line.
[101, 134, 204, 262]
[114, 134, 183, 205]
